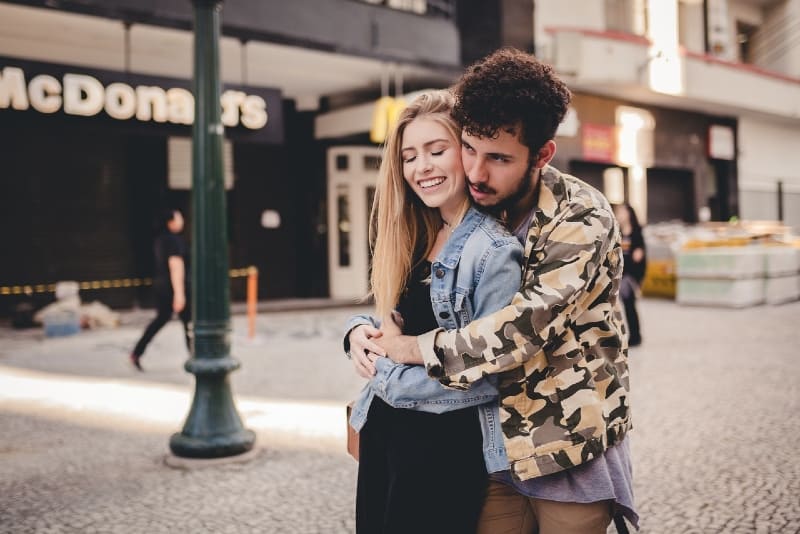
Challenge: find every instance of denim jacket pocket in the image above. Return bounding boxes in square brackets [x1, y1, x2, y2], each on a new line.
[453, 288, 474, 327]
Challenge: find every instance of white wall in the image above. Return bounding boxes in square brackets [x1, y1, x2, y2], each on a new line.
[534, 0, 606, 62]
[0, 3, 243, 82]
[738, 116, 800, 231]
[679, 0, 706, 54]
[0, 3, 126, 71]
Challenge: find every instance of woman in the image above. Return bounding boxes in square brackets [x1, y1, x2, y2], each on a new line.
[613, 202, 646, 347]
[343, 90, 523, 533]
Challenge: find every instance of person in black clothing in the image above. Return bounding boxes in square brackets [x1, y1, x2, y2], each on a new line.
[613, 202, 646, 347]
[130, 209, 191, 370]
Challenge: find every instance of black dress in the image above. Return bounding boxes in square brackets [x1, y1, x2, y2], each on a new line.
[356, 261, 488, 534]
[619, 227, 646, 346]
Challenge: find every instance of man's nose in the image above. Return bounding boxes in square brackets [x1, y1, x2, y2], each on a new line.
[469, 157, 488, 182]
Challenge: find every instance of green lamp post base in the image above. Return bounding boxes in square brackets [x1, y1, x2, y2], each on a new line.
[169, 359, 256, 458]
[169, 356, 256, 458]
[169, 428, 256, 459]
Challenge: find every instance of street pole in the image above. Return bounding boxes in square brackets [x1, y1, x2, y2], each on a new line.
[169, 0, 255, 458]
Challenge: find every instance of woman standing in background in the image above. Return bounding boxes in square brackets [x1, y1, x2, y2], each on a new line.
[613, 202, 646, 347]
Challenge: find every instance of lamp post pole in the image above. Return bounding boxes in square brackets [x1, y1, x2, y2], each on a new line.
[169, 0, 255, 458]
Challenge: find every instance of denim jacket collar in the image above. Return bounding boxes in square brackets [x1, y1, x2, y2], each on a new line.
[435, 206, 487, 269]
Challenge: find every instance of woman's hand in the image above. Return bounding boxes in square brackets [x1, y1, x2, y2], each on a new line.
[348, 324, 386, 379]
[633, 247, 645, 263]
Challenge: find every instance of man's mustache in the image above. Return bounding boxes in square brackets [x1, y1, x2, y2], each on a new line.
[467, 180, 494, 194]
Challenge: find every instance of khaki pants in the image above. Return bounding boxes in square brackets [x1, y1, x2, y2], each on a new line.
[477, 480, 612, 534]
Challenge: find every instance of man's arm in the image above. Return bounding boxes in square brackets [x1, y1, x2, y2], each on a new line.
[412, 206, 619, 388]
[345, 316, 499, 408]
[168, 256, 186, 313]
[379, 236, 523, 370]
[368, 237, 521, 406]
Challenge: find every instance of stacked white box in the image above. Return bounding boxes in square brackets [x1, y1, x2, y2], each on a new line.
[676, 247, 765, 279]
[677, 245, 800, 307]
[676, 277, 765, 308]
[765, 275, 800, 304]
[764, 247, 800, 277]
[676, 247, 765, 307]
[764, 247, 800, 304]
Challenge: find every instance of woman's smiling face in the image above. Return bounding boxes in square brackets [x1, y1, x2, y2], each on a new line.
[400, 116, 467, 213]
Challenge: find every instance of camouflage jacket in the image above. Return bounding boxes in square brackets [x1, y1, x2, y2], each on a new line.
[418, 165, 632, 481]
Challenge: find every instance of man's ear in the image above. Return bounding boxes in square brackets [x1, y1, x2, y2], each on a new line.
[534, 140, 557, 169]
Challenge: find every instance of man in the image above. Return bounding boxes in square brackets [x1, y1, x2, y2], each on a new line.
[349, 48, 637, 533]
[129, 208, 191, 371]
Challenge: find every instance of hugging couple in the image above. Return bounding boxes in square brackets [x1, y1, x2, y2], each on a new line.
[343, 47, 638, 534]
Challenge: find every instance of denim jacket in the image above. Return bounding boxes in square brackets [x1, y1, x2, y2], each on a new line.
[344, 206, 523, 473]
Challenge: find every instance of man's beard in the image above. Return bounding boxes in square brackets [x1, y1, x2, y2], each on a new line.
[469, 159, 536, 217]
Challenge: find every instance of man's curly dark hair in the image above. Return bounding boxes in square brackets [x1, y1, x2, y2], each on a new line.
[452, 48, 571, 155]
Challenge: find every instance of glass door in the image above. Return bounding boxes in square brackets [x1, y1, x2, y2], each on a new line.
[327, 146, 382, 299]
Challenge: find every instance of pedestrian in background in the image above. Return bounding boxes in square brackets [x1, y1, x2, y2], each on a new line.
[613, 202, 646, 347]
[129, 208, 191, 370]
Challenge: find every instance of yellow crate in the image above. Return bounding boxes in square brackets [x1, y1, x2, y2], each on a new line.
[640, 259, 676, 298]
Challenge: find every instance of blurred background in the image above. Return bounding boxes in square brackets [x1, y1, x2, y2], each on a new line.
[1, 0, 798, 315]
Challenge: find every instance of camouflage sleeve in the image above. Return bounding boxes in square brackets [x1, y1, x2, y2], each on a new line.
[419, 205, 618, 388]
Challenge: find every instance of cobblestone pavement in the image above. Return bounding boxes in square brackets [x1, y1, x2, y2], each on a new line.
[0, 299, 798, 533]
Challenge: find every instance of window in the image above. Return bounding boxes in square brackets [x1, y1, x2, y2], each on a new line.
[336, 185, 351, 267]
[736, 20, 758, 63]
[168, 137, 234, 190]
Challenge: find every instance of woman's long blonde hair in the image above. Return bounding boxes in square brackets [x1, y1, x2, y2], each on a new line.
[369, 89, 468, 320]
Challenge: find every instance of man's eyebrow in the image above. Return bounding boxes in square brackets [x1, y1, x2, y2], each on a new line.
[461, 139, 514, 159]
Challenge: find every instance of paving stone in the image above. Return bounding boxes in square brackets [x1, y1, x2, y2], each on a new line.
[1, 300, 798, 533]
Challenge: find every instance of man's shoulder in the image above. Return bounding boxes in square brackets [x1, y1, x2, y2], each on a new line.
[541, 165, 613, 217]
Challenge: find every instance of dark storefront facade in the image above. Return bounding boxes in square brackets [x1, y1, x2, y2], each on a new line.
[0, 56, 323, 314]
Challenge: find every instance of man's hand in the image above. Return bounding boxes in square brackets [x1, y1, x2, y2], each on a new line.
[348, 324, 387, 379]
[375, 332, 424, 365]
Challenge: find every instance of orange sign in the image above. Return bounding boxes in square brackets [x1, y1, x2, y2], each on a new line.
[582, 124, 616, 163]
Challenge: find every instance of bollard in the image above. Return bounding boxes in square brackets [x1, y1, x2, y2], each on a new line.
[247, 266, 258, 339]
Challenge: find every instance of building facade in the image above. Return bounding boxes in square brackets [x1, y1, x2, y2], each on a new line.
[2, 0, 798, 312]
[531, 0, 800, 229]
[0, 0, 463, 310]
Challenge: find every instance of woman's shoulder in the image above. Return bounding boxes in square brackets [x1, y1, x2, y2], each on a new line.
[459, 206, 510, 239]
[460, 210, 521, 259]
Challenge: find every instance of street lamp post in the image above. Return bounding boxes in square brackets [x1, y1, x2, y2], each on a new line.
[169, 0, 255, 458]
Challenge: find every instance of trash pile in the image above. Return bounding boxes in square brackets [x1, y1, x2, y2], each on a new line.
[27, 281, 121, 336]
